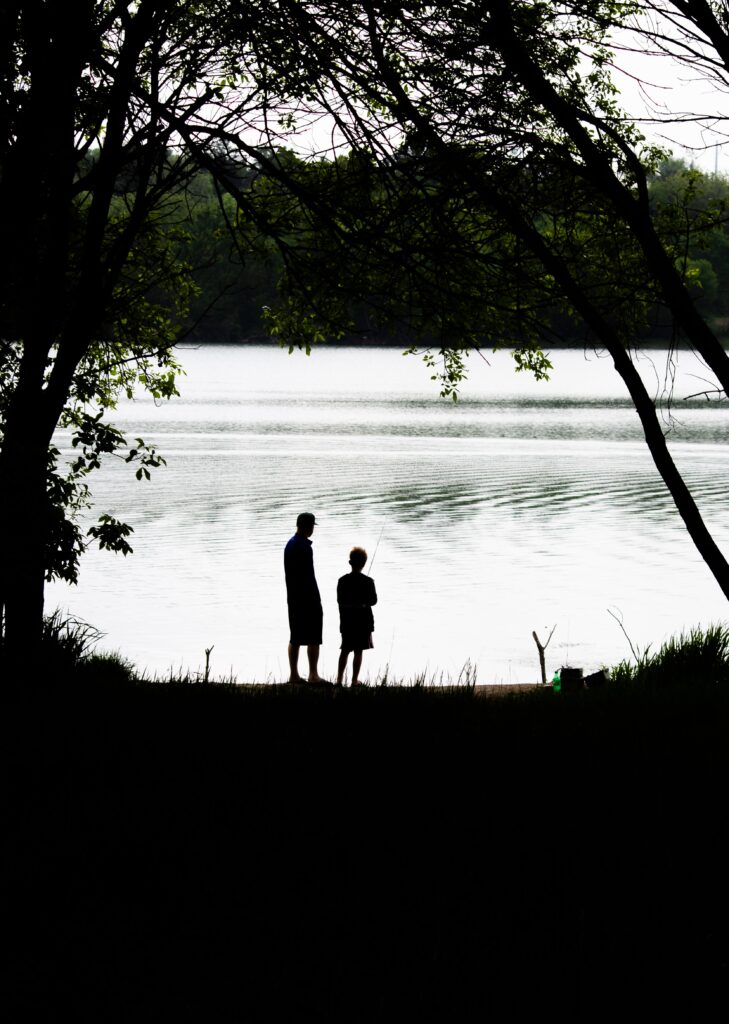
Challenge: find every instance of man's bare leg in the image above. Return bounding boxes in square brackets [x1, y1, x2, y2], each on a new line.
[307, 644, 326, 683]
[351, 650, 363, 686]
[336, 650, 349, 686]
[288, 643, 303, 683]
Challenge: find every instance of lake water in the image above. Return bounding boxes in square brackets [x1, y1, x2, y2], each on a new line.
[46, 344, 729, 684]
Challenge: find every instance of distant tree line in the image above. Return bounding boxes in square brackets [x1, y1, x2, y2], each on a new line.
[175, 154, 729, 345]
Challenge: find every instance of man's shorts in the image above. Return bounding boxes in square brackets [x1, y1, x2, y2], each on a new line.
[288, 604, 323, 646]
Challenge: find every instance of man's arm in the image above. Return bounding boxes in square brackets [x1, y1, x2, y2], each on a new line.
[286, 541, 319, 602]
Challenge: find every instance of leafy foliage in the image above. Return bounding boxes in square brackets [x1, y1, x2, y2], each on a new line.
[130, 154, 729, 354]
[0, 189, 188, 585]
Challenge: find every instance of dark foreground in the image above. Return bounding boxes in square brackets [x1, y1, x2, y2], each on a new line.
[3, 680, 728, 1019]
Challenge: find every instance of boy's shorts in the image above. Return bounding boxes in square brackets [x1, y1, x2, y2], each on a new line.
[340, 632, 373, 653]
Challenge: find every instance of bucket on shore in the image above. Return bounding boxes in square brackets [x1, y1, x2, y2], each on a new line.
[584, 669, 609, 689]
[560, 666, 583, 693]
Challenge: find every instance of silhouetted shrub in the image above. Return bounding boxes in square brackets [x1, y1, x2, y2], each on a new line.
[611, 623, 729, 689]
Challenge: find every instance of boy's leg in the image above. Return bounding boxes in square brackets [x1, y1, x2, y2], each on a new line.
[336, 650, 348, 685]
[352, 650, 363, 685]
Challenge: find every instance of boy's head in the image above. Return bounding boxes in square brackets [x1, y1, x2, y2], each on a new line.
[349, 546, 367, 572]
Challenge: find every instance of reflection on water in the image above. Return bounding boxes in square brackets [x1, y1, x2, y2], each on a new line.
[47, 345, 729, 683]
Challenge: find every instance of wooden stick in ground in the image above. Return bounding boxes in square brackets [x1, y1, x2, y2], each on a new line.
[532, 626, 557, 686]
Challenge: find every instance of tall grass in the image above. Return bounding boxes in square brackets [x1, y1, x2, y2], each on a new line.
[24, 617, 729, 694]
[138, 666, 239, 685]
[610, 623, 729, 689]
[353, 659, 478, 689]
[42, 609, 103, 666]
[37, 610, 136, 685]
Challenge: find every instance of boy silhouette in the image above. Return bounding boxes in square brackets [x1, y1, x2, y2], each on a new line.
[336, 546, 377, 687]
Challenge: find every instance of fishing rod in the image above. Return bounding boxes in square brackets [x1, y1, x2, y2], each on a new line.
[368, 521, 386, 572]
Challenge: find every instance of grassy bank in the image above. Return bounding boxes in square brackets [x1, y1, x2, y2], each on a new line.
[3, 627, 729, 1017]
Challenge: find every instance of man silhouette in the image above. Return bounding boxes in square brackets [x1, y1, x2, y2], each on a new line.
[284, 512, 329, 685]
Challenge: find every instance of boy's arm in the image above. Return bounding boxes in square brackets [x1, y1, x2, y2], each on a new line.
[369, 578, 378, 607]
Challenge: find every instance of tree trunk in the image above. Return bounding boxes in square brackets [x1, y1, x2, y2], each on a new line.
[0, 418, 49, 674]
[606, 345, 729, 600]
[503, 208, 729, 601]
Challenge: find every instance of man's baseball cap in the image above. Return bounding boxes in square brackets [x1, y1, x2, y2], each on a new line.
[296, 512, 317, 528]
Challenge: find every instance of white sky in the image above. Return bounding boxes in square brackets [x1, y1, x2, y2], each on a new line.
[270, 11, 729, 176]
[609, 21, 729, 174]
